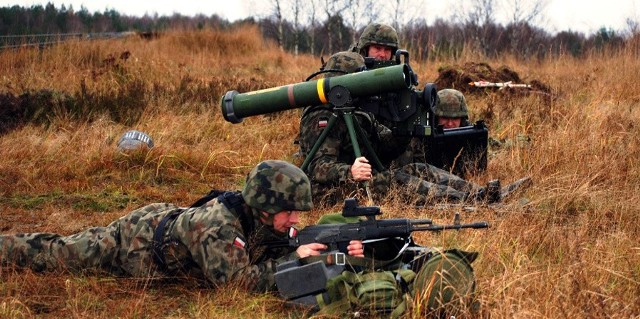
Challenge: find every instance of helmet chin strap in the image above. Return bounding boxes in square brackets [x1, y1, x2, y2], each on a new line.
[259, 211, 275, 226]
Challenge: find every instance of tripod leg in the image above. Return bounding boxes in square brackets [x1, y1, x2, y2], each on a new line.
[352, 119, 385, 172]
[342, 113, 362, 158]
[343, 113, 377, 205]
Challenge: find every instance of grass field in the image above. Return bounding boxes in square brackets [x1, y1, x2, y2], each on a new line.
[1, 26, 639, 318]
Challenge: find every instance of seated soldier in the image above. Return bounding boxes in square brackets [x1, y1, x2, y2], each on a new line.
[435, 89, 471, 129]
[428, 88, 532, 191]
[298, 51, 525, 207]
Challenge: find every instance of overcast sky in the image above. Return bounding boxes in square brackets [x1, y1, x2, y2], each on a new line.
[3, 0, 639, 35]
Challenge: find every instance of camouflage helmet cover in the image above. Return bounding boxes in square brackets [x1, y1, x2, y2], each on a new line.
[435, 89, 469, 118]
[242, 160, 313, 214]
[356, 23, 399, 56]
[324, 51, 365, 78]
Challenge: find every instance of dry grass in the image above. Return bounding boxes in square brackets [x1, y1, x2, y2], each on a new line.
[1, 26, 639, 318]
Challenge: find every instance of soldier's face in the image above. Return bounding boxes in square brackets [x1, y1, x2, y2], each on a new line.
[437, 116, 462, 129]
[271, 210, 300, 233]
[367, 44, 393, 60]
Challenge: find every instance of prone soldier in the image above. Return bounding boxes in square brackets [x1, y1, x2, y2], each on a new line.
[0, 160, 364, 291]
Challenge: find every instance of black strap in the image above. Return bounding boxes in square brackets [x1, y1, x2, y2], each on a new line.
[299, 253, 396, 270]
[189, 189, 226, 208]
[152, 190, 252, 270]
[395, 272, 411, 295]
[152, 208, 183, 270]
[216, 191, 254, 236]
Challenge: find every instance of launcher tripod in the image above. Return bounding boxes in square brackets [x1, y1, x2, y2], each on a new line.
[300, 85, 385, 173]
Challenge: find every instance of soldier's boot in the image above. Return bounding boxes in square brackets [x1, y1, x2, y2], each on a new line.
[485, 179, 501, 203]
[500, 176, 533, 200]
[467, 179, 501, 204]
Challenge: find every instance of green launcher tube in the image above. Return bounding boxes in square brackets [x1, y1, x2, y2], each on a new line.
[220, 64, 411, 123]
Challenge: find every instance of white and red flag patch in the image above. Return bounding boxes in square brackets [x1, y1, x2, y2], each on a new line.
[318, 120, 328, 128]
[233, 237, 246, 248]
[288, 227, 298, 239]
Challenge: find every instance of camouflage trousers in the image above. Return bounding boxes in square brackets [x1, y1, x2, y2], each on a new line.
[392, 162, 477, 201]
[0, 203, 178, 276]
[311, 163, 479, 206]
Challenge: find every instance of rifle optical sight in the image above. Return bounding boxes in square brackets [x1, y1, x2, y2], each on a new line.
[220, 64, 412, 123]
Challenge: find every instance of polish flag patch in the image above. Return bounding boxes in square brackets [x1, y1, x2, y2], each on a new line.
[318, 120, 328, 128]
[288, 227, 298, 239]
[233, 237, 246, 248]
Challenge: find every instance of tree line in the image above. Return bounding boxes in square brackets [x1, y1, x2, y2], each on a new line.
[1, 1, 637, 60]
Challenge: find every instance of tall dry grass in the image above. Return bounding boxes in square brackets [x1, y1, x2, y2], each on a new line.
[1, 25, 639, 318]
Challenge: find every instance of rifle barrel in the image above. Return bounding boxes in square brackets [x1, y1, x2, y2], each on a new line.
[412, 221, 490, 231]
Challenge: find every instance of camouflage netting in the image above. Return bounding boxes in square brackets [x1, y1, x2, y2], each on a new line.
[434, 62, 551, 96]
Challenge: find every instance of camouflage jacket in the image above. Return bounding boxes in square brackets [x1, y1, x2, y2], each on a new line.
[162, 198, 298, 291]
[0, 199, 297, 293]
[298, 106, 410, 200]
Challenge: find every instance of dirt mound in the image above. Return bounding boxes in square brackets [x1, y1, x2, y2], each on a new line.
[434, 62, 551, 95]
[0, 90, 77, 135]
[0, 92, 26, 135]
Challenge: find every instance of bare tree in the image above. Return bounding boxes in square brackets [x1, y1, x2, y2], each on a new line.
[501, 0, 548, 26]
[452, 0, 497, 56]
[624, 1, 639, 36]
[291, 0, 302, 55]
[343, 0, 379, 45]
[306, 0, 319, 55]
[322, 0, 348, 54]
[452, 0, 496, 26]
[360, 0, 380, 29]
[499, 0, 548, 57]
[270, 0, 285, 51]
[388, 0, 423, 34]
[626, 17, 639, 36]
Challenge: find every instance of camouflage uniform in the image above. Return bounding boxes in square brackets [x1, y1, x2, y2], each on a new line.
[299, 51, 484, 206]
[0, 160, 312, 292]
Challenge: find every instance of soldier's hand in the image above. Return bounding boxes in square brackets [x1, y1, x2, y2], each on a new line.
[350, 157, 372, 181]
[347, 240, 364, 258]
[296, 243, 327, 258]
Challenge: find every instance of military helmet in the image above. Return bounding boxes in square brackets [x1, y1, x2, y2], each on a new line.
[323, 51, 365, 78]
[435, 89, 469, 118]
[356, 23, 399, 57]
[242, 160, 313, 214]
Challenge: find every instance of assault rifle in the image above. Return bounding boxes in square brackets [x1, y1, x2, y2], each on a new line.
[273, 198, 489, 304]
[265, 198, 489, 254]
